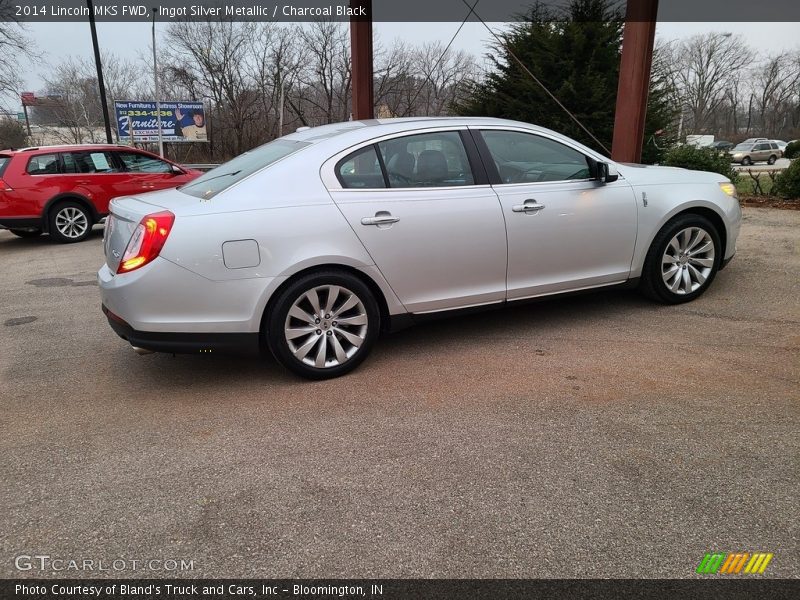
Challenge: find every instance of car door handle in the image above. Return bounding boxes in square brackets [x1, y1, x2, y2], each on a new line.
[512, 199, 546, 213]
[361, 212, 400, 226]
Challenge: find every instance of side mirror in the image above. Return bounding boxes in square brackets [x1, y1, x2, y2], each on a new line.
[171, 164, 184, 175]
[592, 160, 619, 184]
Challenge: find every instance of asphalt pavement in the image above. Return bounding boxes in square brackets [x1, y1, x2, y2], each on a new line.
[0, 207, 797, 579]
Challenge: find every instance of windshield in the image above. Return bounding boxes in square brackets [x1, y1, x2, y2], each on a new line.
[732, 143, 751, 151]
[180, 139, 310, 200]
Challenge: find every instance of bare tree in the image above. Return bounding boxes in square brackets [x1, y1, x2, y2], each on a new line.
[164, 19, 262, 155]
[32, 53, 142, 144]
[295, 21, 352, 124]
[0, 2, 35, 111]
[672, 33, 750, 134]
[752, 52, 800, 138]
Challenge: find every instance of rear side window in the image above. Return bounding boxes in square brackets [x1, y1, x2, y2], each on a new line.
[336, 145, 386, 189]
[116, 151, 172, 173]
[27, 154, 60, 175]
[180, 139, 310, 200]
[0, 155, 9, 177]
[62, 151, 119, 174]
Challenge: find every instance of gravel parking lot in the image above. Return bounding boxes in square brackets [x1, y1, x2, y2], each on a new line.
[1, 207, 797, 579]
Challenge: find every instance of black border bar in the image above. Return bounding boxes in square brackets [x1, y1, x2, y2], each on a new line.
[3, 579, 800, 600]
[3, 0, 800, 22]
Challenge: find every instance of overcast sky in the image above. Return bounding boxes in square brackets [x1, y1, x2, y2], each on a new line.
[10, 21, 800, 109]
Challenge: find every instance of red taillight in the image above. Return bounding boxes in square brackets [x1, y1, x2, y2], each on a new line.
[116, 211, 175, 274]
[0, 178, 11, 191]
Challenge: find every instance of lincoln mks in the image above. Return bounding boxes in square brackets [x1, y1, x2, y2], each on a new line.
[99, 118, 740, 379]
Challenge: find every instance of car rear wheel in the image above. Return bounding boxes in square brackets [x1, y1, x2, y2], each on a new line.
[640, 214, 721, 304]
[741, 156, 752, 166]
[49, 201, 93, 243]
[266, 271, 380, 379]
[767, 155, 777, 165]
[9, 228, 43, 238]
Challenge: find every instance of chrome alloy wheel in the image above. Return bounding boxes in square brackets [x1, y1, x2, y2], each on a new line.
[284, 285, 368, 368]
[54, 206, 89, 239]
[661, 227, 716, 295]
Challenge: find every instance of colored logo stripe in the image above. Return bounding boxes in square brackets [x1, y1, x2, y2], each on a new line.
[697, 552, 773, 574]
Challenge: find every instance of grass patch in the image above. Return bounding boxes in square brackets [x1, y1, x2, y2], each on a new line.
[736, 174, 776, 196]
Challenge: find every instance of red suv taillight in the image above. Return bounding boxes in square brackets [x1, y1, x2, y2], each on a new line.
[0, 178, 12, 191]
[116, 211, 175, 274]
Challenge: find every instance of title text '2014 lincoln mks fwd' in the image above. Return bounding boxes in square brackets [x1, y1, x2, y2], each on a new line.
[99, 118, 741, 379]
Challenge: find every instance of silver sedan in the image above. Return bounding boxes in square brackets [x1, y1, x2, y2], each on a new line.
[99, 117, 741, 379]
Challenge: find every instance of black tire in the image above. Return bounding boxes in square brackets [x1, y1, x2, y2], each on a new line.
[48, 200, 93, 243]
[9, 228, 43, 238]
[639, 214, 722, 305]
[266, 270, 380, 379]
[741, 156, 752, 166]
[767, 155, 777, 165]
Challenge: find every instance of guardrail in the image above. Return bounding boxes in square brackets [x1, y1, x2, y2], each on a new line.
[183, 163, 220, 172]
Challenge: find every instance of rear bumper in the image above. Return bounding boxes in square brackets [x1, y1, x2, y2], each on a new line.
[102, 304, 260, 355]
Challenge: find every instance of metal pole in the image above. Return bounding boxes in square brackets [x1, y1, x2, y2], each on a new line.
[278, 78, 285, 136]
[86, 0, 113, 143]
[349, 0, 374, 120]
[205, 98, 213, 159]
[611, 0, 659, 163]
[152, 8, 164, 157]
[22, 104, 32, 137]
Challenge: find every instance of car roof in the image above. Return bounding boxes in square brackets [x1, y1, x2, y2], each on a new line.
[2, 144, 145, 154]
[280, 116, 609, 162]
[284, 117, 561, 141]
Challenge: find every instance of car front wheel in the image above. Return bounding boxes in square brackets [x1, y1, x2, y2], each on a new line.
[767, 155, 777, 165]
[741, 156, 752, 166]
[640, 214, 721, 304]
[49, 201, 93, 243]
[266, 271, 380, 379]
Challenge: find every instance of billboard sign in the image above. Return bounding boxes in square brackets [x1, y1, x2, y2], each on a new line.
[114, 101, 207, 142]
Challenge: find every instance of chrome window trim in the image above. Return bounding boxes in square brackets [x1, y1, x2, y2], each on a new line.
[322, 126, 479, 192]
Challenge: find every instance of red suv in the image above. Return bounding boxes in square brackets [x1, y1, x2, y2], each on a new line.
[0, 144, 202, 243]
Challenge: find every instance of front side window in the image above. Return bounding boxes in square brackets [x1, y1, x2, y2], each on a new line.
[336, 145, 385, 189]
[116, 151, 172, 173]
[480, 130, 591, 183]
[378, 131, 474, 188]
[26, 154, 60, 175]
[180, 139, 310, 200]
[61, 151, 118, 174]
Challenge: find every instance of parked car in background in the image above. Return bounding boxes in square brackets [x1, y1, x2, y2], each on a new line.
[729, 140, 782, 165]
[771, 140, 788, 152]
[99, 117, 741, 379]
[0, 145, 202, 242]
[710, 140, 734, 152]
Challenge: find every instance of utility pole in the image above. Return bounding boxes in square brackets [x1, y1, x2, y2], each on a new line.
[86, 0, 113, 143]
[349, 0, 374, 120]
[151, 7, 164, 157]
[611, 0, 659, 163]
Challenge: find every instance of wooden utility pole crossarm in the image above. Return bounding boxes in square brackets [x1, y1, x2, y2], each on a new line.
[611, 0, 659, 164]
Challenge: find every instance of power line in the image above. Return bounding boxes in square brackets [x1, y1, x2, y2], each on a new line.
[402, 0, 480, 117]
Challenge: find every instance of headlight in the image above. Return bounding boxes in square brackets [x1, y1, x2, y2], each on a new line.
[719, 182, 737, 198]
